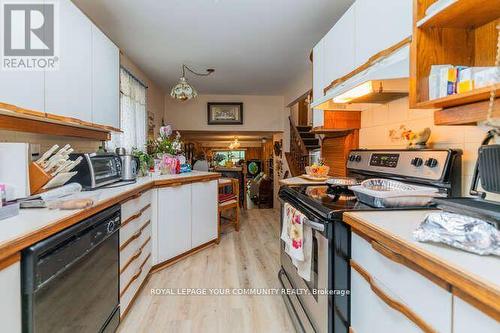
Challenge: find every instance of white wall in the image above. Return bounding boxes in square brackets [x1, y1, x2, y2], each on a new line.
[357, 97, 500, 200]
[164, 94, 285, 132]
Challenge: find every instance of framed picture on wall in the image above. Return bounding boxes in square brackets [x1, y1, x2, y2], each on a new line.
[207, 102, 243, 125]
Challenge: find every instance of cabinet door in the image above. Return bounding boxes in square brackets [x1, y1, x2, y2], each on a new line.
[157, 184, 192, 262]
[0, 71, 44, 112]
[323, 3, 356, 89]
[351, 267, 421, 333]
[91, 26, 120, 128]
[45, 0, 92, 121]
[355, 0, 412, 67]
[191, 180, 218, 248]
[453, 297, 499, 333]
[0, 262, 21, 333]
[312, 38, 325, 103]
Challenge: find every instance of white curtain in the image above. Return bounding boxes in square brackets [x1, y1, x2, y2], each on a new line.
[109, 68, 147, 152]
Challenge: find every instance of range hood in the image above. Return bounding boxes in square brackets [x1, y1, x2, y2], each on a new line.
[311, 43, 410, 110]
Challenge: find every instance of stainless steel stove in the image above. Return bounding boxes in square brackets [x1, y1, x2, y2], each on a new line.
[278, 149, 462, 333]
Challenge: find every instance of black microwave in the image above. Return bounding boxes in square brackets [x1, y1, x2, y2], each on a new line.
[69, 153, 122, 189]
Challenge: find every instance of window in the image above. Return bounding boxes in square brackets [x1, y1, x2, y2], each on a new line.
[109, 68, 147, 152]
[213, 150, 245, 166]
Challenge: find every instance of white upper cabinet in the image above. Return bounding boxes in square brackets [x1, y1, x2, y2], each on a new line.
[355, 0, 412, 67]
[45, 0, 92, 121]
[0, 71, 44, 112]
[323, 3, 356, 88]
[312, 38, 325, 103]
[91, 26, 120, 128]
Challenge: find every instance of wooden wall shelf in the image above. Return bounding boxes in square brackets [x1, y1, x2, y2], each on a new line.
[417, 0, 500, 28]
[410, 0, 500, 125]
[416, 85, 500, 109]
[0, 102, 120, 140]
[0, 109, 110, 141]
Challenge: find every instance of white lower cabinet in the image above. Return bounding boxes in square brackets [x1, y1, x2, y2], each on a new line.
[191, 180, 218, 248]
[157, 184, 192, 263]
[154, 180, 219, 265]
[351, 267, 421, 333]
[453, 296, 500, 333]
[351, 233, 452, 332]
[0, 261, 22, 333]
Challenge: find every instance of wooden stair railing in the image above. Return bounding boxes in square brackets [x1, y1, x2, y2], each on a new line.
[287, 116, 310, 177]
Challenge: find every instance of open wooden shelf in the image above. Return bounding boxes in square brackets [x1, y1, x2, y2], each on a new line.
[416, 84, 500, 109]
[410, 0, 499, 125]
[417, 0, 500, 28]
[0, 102, 119, 140]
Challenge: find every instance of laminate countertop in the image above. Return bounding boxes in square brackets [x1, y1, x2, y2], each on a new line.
[344, 210, 500, 320]
[0, 171, 220, 262]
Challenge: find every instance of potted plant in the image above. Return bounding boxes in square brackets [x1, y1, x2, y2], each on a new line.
[132, 149, 153, 177]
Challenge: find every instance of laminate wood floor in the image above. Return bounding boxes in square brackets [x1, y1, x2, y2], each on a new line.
[118, 209, 294, 333]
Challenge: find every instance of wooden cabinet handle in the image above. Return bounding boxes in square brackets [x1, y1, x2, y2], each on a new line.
[371, 241, 404, 265]
[122, 190, 144, 204]
[351, 260, 437, 333]
[122, 204, 151, 227]
[120, 253, 151, 297]
[120, 237, 151, 274]
[120, 220, 151, 251]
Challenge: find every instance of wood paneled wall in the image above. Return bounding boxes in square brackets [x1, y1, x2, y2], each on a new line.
[321, 130, 359, 177]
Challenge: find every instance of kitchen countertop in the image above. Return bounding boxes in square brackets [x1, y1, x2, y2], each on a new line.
[0, 171, 220, 262]
[344, 210, 500, 318]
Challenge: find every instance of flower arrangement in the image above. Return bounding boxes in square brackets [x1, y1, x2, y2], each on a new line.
[146, 125, 185, 174]
[132, 148, 154, 177]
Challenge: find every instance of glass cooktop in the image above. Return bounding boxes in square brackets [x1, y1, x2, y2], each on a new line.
[280, 184, 434, 221]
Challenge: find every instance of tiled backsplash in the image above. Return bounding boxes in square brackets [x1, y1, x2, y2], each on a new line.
[356, 97, 499, 199]
[0, 130, 101, 155]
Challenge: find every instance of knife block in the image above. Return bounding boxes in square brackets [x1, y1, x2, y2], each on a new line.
[29, 162, 52, 195]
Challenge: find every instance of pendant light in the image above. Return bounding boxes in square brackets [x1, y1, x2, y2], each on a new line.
[170, 64, 214, 101]
[229, 137, 240, 150]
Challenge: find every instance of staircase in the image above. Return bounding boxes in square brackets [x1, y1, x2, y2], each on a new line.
[285, 117, 320, 177]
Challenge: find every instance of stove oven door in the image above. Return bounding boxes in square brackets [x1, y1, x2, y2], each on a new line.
[279, 203, 330, 333]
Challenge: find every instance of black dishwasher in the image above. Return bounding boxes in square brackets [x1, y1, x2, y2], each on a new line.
[22, 204, 121, 333]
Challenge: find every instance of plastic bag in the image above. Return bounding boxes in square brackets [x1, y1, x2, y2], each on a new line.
[414, 211, 500, 256]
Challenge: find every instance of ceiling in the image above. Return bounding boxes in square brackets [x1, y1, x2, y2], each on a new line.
[73, 0, 354, 95]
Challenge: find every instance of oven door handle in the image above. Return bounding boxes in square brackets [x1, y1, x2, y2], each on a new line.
[304, 218, 325, 232]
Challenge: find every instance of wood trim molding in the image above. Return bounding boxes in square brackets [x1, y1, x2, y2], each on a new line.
[345, 215, 500, 320]
[120, 220, 151, 251]
[351, 259, 437, 333]
[121, 204, 151, 227]
[0, 252, 20, 270]
[0, 113, 110, 141]
[323, 37, 412, 94]
[120, 253, 151, 297]
[0, 103, 121, 139]
[120, 237, 151, 274]
[150, 239, 217, 274]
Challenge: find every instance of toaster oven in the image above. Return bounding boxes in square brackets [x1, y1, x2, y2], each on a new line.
[69, 153, 122, 189]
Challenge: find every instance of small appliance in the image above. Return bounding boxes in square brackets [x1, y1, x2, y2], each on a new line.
[68, 153, 122, 190]
[119, 155, 139, 181]
[278, 148, 462, 333]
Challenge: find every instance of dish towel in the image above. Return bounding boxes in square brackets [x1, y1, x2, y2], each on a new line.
[281, 203, 312, 281]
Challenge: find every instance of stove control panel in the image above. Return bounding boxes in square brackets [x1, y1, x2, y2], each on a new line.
[347, 150, 453, 181]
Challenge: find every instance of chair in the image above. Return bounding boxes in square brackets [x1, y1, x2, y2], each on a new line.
[217, 178, 240, 243]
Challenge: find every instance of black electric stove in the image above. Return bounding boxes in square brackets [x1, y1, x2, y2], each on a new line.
[278, 149, 462, 333]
